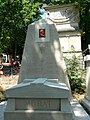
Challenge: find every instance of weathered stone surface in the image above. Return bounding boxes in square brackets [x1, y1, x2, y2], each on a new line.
[44, 4, 81, 57]
[44, 4, 80, 30]
[6, 78, 70, 98]
[18, 19, 70, 88]
[1, 100, 90, 120]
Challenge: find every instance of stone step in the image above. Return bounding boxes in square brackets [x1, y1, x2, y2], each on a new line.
[71, 99, 90, 120]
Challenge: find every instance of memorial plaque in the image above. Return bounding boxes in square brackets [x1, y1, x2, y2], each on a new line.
[15, 98, 60, 111]
[35, 21, 50, 42]
[39, 29, 45, 38]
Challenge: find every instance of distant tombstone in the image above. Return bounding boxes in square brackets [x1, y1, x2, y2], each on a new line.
[44, 4, 82, 57]
[18, 19, 70, 88]
[81, 55, 90, 112]
[4, 78, 73, 120]
[85, 55, 90, 97]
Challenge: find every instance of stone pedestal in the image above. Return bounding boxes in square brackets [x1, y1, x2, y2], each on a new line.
[4, 78, 73, 120]
[80, 55, 90, 113]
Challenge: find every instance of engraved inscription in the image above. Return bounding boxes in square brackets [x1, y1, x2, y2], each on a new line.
[35, 23, 50, 42]
[15, 98, 61, 111]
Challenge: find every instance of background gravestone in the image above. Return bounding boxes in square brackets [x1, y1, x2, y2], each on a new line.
[18, 19, 70, 88]
[81, 55, 90, 113]
[44, 4, 82, 58]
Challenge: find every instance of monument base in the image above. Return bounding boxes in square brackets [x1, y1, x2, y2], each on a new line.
[4, 78, 73, 120]
[4, 111, 73, 120]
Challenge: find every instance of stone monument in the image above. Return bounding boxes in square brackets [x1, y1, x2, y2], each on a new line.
[18, 19, 70, 88]
[4, 19, 73, 120]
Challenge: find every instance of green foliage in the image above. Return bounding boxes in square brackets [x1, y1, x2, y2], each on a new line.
[21, 1, 41, 26]
[0, 0, 24, 55]
[0, 92, 6, 102]
[0, 0, 41, 58]
[65, 55, 86, 94]
[0, 86, 7, 102]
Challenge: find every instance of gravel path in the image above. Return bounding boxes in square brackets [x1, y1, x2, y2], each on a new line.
[0, 75, 18, 90]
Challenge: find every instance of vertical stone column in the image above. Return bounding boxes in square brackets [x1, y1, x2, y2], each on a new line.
[85, 55, 90, 97]
[80, 55, 90, 112]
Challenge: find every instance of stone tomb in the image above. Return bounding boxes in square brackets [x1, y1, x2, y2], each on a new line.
[4, 78, 73, 120]
[4, 19, 73, 120]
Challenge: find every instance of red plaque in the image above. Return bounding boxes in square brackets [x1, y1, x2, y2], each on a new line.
[39, 29, 45, 38]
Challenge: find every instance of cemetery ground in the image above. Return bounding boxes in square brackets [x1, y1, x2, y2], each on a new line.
[0, 75, 18, 101]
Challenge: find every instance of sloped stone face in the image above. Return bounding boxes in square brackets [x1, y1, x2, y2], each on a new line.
[5, 78, 70, 98]
[18, 19, 70, 88]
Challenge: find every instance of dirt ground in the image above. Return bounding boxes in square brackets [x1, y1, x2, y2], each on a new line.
[73, 93, 85, 101]
[0, 75, 19, 90]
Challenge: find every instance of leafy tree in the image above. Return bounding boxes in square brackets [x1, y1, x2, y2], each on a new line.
[80, 1, 90, 55]
[0, 0, 41, 59]
[0, 0, 24, 56]
[65, 55, 86, 94]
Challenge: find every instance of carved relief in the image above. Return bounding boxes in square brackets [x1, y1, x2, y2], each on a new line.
[45, 5, 79, 24]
